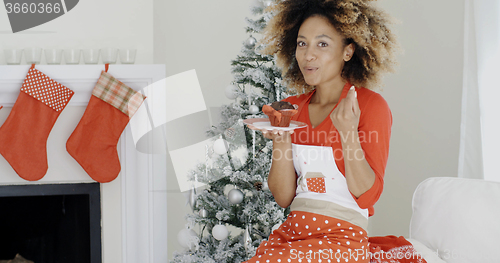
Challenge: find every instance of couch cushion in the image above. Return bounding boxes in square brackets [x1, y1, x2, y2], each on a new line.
[410, 177, 500, 263]
[407, 238, 446, 263]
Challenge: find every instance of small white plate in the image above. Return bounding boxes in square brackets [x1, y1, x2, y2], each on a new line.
[243, 118, 308, 131]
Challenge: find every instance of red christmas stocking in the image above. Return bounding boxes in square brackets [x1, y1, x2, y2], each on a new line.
[0, 65, 74, 181]
[66, 70, 146, 183]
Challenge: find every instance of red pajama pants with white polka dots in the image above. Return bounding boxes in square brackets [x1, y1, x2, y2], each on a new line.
[243, 211, 369, 263]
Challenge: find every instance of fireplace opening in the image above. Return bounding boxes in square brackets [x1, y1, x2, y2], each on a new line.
[0, 183, 102, 263]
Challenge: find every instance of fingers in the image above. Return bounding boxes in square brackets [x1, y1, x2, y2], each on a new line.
[262, 129, 294, 140]
[335, 86, 356, 116]
[331, 86, 360, 124]
[331, 99, 345, 121]
[249, 125, 292, 137]
[352, 93, 360, 115]
[344, 86, 359, 115]
[271, 129, 294, 136]
[262, 130, 273, 139]
[348, 85, 357, 101]
[349, 86, 360, 115]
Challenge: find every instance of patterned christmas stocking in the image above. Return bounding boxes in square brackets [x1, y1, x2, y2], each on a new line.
[66, 70, 146, 183]
[0, 65, 74, 181]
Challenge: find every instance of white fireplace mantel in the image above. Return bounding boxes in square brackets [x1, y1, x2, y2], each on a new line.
[0, 65, 167, 263]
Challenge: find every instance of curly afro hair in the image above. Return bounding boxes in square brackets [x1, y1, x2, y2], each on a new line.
[259, 0, 400, 93]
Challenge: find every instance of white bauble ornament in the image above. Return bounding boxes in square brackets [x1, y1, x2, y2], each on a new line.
[245, 36, 257, 49]
[213, 138, 229, 155]
[212, 224, 229, 240]
[199, 208, 208, 218]
[225, 85, 239, 100]
[228, 188, 244, 204]
[177, 228, 198, 250]
[249, 104, 259, 114]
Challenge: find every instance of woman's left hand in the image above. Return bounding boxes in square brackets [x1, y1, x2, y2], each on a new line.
[330, 86, 360, 140]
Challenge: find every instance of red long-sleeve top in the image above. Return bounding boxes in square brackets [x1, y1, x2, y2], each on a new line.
[282, 82, 392, 216]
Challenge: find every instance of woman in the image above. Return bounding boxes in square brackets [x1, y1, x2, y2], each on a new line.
[245, 0, 399, 262]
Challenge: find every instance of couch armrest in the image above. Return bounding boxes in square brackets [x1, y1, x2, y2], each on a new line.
[410, 177, 500, 263]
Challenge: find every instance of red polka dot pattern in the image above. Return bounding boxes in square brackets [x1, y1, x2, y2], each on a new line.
[20, 68, 74, 112]
[244, 211, 369, 263]
[307, 178, 326, 193]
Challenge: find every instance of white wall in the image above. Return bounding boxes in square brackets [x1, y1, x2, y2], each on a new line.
[369, 0, 464, 236]
[158, 0, 255, 108]
[0, 0, 153, 64]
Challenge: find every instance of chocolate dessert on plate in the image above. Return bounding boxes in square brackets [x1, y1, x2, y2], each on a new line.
[262, 101, 298, 127]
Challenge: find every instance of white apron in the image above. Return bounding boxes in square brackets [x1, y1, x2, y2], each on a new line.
[291, 143, 369, 230]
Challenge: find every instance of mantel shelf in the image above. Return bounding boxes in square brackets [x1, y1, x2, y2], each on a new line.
[0, 64, 165, 107]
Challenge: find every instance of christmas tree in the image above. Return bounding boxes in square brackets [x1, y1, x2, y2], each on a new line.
[170, 1, 297, 262]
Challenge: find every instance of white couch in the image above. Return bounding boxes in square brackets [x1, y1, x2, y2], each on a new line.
[407, 177, 500, 263]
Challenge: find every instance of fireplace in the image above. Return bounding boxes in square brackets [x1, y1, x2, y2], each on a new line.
[0, 65, 168, 262]
[0, 183, 101, 263]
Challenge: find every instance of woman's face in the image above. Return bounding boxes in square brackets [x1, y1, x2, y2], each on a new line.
[295, 15, 353, 88]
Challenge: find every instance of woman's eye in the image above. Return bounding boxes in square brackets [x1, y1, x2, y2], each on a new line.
[297, 41, 306, 47]
[318, 42, 328, 47]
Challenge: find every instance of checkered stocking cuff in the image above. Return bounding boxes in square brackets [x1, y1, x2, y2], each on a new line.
[92, 71, 146, 117]
[20, 67, 74, 112]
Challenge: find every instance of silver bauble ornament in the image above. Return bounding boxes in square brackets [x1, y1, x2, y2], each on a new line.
[225, 85, 239, 100]
[213, 138, 229, 155]
[212, 224, 229, 240]
[245, 36, 257, 49]
[198, 208, 208, 218]
[243, 224, 252, 253]
[228, 188, 244, 204]
[177, 228, 198, 250]
[249, 104, 259, 114]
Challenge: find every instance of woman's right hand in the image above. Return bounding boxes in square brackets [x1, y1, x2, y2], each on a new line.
[247, 124, 294, 143]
